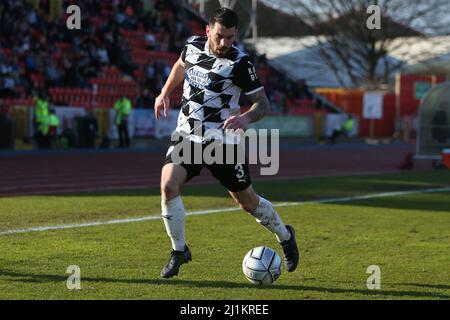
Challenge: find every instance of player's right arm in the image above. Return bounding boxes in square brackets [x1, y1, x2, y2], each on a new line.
[154, 57, 186, 120]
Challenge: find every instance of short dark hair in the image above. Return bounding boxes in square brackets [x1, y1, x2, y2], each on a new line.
[209, 7, 238, 28]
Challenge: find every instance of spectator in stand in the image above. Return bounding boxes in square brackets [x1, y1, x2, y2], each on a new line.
[0, 104, 14, 149]
[124, 4, 138, 29]
[154, 72, 165, 93]
[45, 60, 63, 87]
[145, 62, 156, 89]
[24, 49, 37, 74]
[159, 32, 170, 52]
[136, 88, 155, 109]
[33, 93, 51, 150]
[59, 117, 76, 149]
[48, 108, 60, 149]
[85, 110, 99, 148]
[1, 0, 194, 103]
[114, 96, 132, 148]
[14, 36, 31, 55]
[163, 62, 171, 81]
[61, 51, 74, 85]
[0, 72, 17, 98]
[0, 77, 4, 99]
[115, 38, 136, 76]
[328, 115, 355, 145]
[144, 32, 157, 50]
[96, 45, 110, 66]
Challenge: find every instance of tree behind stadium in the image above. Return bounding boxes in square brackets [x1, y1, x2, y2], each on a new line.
[263, 0, 450, 89]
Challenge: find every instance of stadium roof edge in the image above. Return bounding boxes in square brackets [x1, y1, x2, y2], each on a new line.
[249, 36, 450, 88]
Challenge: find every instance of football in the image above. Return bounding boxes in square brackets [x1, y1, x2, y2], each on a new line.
[242, 246, 282, 285]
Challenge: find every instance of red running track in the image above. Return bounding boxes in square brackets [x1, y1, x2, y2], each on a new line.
[0, 144, 430, 197]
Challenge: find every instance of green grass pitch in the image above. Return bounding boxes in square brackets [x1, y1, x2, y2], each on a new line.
[0, 170, 449, 300]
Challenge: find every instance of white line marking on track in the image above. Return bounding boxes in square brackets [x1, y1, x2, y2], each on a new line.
[1, 186, 449, 236]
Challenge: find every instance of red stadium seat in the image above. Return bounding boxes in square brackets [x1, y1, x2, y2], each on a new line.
[133, 69, 146, 81]
[90, 16, 103, 31]
[0, 48, 12, 59]
[285, 98, 317, 116]
[0, 98, 35, 108]
[30, 73, 45, 88]
[187, 20, 205, 36]
[131, 49, 178, 66]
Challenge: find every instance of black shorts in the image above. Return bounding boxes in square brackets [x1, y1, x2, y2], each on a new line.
[163, 139, 251, 192]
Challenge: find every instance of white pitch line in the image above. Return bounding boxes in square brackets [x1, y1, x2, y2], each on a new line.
[1, 186, 449, 236]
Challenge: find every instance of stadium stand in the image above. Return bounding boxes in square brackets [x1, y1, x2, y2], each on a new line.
[0, 0, 331, 150]
[0, 0, 193, 109]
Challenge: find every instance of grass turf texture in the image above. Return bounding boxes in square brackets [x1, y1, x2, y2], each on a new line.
[0, 170, 449, 299]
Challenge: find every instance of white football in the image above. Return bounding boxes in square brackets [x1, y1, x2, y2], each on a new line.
[242, 246, 282, 285]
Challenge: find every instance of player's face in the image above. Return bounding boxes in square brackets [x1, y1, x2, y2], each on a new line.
[206, 22, 236, 58]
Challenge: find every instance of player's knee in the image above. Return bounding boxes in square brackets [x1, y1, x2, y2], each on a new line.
[161, 181, 180, 200]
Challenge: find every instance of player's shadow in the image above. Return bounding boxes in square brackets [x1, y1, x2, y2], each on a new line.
[1, 270, 449, 299]
[152, 279, 450, 299]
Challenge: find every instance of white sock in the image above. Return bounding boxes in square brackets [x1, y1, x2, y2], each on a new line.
[252, 196, 291, 243]
[161, 196, 186, 251]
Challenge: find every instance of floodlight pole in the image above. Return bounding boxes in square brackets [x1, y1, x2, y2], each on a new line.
[394, 73, 401, 139]
[251, 0, 258, 43]
[199, 0, 205, 16]
[219, 0, 238, 9]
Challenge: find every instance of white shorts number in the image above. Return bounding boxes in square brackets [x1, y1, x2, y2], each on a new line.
[235, 164, 246, 182]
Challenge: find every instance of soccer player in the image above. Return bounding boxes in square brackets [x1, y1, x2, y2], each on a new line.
[154, 7, 299, 278]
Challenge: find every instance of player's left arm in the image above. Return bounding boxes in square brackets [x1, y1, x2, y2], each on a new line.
[223, 88, 269, 130]
[242, 88, 270, 123]
[224, 55, 268, 130]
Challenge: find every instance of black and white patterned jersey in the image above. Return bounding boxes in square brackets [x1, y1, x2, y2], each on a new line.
[175, 35, 263, 144]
